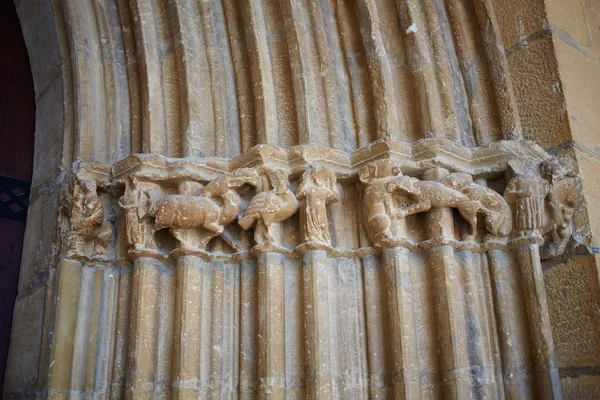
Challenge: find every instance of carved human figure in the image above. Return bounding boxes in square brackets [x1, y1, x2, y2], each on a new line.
[238, 168, 298, 250]
[68, 176, 114, 259]
[154, 168, 259, 249]
[359, 159, 407, 246]
[441, 172, 512, 239]
[504, 172, 549, 238]
[295, 165, 340, 249]
[118, 177, 163, 252]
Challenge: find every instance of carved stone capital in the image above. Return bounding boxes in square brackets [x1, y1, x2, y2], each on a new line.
[504, 156, 583, 257]
[295, 165, 340, 252]
[153, 168, 259, 252]
[118, 176, 165, 258]
[63, 164, 114, 262]
[238, 168, 298, 253]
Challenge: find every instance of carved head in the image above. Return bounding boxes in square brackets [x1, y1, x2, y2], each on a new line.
[541, 156, 576, 183]
[266, 169, 289, 194]
[441, 172, 474, 190]
[297, 165, 339, 202]
[359, 159, 400, 185]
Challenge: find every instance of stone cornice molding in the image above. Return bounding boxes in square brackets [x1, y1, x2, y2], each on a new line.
[112, 138, 549, 182]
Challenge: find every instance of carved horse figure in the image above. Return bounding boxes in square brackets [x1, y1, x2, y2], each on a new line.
[154, 168, 259, 249]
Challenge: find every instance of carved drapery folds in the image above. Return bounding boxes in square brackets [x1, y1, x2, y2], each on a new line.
[52, 139, 583, 398]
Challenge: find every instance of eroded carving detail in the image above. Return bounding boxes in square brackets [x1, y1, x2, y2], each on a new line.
[154, 168, 259, 251]
[441, 172, 512, 239]
[359, 159, 409, 247]
[296, 165, 340, 251]
[505, 156, 583, 256]
[383, 169, 511, 241]
[238, 168, 298, 252]
[66, 174, 114, 261]
[119, 176, 164, 254]
[541, 157, 583, 250]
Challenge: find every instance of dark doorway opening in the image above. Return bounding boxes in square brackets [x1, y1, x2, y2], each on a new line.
[0, 0, 35, 393]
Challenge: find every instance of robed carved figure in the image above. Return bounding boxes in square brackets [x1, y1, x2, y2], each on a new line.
[296, 165, 340, 250]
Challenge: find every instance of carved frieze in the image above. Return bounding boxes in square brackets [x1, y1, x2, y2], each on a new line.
[107, 140, 581, 260]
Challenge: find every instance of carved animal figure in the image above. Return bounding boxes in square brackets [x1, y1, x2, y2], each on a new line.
[119, 178, 163, 251]
[541, 157, 583, 240]
[441, 172, 512, 239]
[69, 177, 114, 258]
[154, 168, 259, 248]
[385, 171, 510, 240]
[238, 168, 298, 248]
[359, 159, 403, 245]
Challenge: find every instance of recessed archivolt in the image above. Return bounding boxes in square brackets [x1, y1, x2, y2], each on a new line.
[29, 0, 524, 166]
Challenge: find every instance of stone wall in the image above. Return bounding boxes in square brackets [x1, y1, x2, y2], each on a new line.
[4, 0, 600, 398]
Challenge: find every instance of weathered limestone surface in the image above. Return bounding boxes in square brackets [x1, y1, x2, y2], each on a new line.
[6, 0, 600, 399]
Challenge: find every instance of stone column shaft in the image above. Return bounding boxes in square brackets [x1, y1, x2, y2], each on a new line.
[382, 247, 421, 399]
[517, 244, 562, 399]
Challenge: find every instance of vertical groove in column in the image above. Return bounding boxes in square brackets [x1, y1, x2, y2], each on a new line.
[92, 0, 132, 162]
[125, 257, 163, 397]
[312, 0, 357, 151]
[92, 266, 121, 396]
[517, 245, 562, 399]
[172, 255, 204, 399]
[222, 0, 257, 153]
[168, 0, 214, 158]
[239, 259, 258, 398]
[302, 251, 368, 399]
[116, 0, 142, 154]
[198, 0, 241, 158]
[334, 1, 377, 148]
[284, 256, 305, 398]
[240, 0, 298, 148]
[426, 204, 471, 399]
[70, 266, 97, 393]
[432, 0, 475, 146]
[487, 249, 534, 399]
[130, 0, 181, 157]
[469, 0, 523, 142]
[353, 0, 418, 142]
[61, 0, 108, 162]
[443, 0, 501, 145]
[457, 251, 502, 398]
[111, 266, 132, 398]
[396, 0, 446, 141]
[361, 255, 389, 399]
[154, 259, 175, 397]
[279, 0, 327, 147]
[302, 250, 333, 399]
[48, 260, 82, 393]
[382, 247, 421, 399]
[222, 261, 241, 397]
[257, 252, 286, 398]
